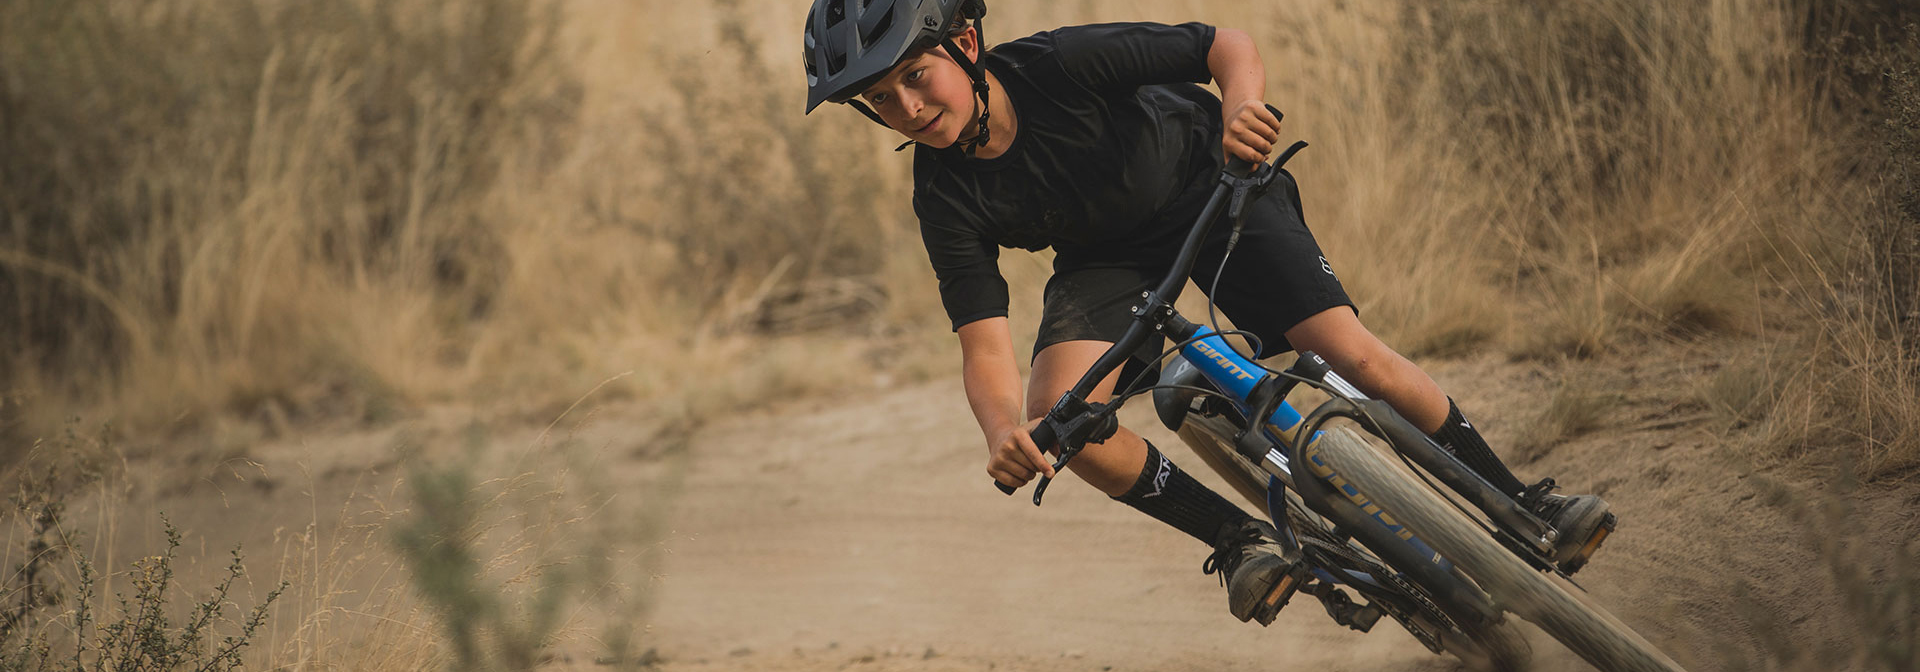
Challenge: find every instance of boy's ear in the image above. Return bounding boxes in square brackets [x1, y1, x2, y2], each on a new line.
[951, 24, 980, 60]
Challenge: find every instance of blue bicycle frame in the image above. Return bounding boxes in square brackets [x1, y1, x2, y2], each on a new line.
[1175, 325, 1454, 574]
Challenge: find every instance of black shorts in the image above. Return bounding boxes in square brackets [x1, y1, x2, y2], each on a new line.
[1035, 169, 1355, 383]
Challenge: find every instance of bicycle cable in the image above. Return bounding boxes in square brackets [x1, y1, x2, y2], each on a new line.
[1198, 364, 1507, 544]
[1109, 383, 1242, 409]
[1109, 161, 1268, 409]
[1114, 369, 1469, 647]
[1105, 377, 1465, 647]
[1099, 322, 1521, 620]
[1114, 328, 1268, 401]
[1325, 399, 1508, 542]
[1391, 445, 1503, 539]
[1207, 210, 1261, 362]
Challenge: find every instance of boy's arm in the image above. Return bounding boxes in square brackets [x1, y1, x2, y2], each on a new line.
[1207, 27, 1282, 164]
[956, 317, 1057, 487]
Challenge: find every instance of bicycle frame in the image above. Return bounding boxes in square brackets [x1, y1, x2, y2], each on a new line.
[980, 115, 1684, 672]
[1005, 148, 1566, 614]
[1172, 326, 1440, 553]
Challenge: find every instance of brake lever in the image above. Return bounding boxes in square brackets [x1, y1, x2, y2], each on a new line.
[1031, 402, 1118, 505]
[1028, 442, 1080, 505]
[992, 396, 1118, 505]
[995, 414, 1064, 497]
[990, 433, 1067, 503]
[1222, 105, 1307, 222]
[1223, 141, 1309, 222]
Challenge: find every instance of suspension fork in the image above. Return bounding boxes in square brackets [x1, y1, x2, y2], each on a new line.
[1172, 320, 1560, 561]
[1285, 353, 1558, 560]
[1153, 315, 1503, 619]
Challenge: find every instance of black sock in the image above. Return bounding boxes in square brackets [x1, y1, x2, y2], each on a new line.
[1112, 441, 1252, 546]
[1428, 398, 1529, 497]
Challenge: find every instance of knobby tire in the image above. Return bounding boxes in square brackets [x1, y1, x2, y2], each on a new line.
[1174, 416, 1531, 671]
[1311, 426, 1686, 672]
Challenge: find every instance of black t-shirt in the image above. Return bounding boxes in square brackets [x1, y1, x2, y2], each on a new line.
[913, 22, 1226, 330]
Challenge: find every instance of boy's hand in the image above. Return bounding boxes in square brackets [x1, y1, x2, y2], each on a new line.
[987, 416, 1057, 488]
[1223, 99, 1282, 165]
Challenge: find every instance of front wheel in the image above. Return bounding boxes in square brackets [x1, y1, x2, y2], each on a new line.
[1174, 415, 1530, 671]
[1311, 426, 1686, 672]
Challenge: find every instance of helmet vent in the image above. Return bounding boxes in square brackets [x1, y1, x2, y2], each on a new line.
[860, 7, 894, 50]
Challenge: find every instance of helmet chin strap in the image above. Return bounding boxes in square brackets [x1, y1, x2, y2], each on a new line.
[847, 99, 890, 128]
[937, 37, 991, 157]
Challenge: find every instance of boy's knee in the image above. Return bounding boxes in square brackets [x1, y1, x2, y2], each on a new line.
[1329, 353, 1381, 387]
[1343, 353, 1378, 376]
[1326, 342, 1412, 388]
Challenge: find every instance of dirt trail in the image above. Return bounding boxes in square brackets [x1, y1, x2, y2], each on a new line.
[631, 345, 1920, 672]
[638, 378, 1472, 672]
[77, 347, 1910, 671]
[631, 348, 1848, 672]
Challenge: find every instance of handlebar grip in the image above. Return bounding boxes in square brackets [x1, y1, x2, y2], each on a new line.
[1029, 418, 1059, 453]
[1226, 157, 1257, 178]
[991, 419, 1062, 495]
[1225, 105, 1287, 178]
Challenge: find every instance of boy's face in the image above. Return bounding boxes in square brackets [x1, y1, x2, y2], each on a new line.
[857, 27, 982, 148]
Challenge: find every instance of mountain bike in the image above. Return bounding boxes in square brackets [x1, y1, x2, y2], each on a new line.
[993, 121, 1688, 671]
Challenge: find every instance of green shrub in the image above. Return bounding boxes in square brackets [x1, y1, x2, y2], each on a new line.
[390, 464, 566, 672]
[0, 503, 286, 671]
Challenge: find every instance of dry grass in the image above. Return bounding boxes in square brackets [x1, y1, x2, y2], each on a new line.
[1367, 1, 1829, 359]
[1511, 370, 1623, 464]
[0, 0, 1068, 445]
[0, 3, 1916, 667]
[1693, 19, 1920, 477]
[0, 412, 677, 671]
[1, 0, 1906, 461]
[1701, 304, 1920, 478]
[0, 0, 582, 436]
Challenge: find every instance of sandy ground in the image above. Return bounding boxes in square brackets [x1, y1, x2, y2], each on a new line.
[71, 345, 1917, 671]
[626, 347, 1916, 672]
[635, 379, 1468, 672]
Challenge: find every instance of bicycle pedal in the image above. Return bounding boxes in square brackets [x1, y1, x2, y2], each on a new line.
[1249, 559, 1311, 626]
[1559, 512, 1618, 576]
[1302, 581, 1377, 632]
[1346, 604, 1381, 632]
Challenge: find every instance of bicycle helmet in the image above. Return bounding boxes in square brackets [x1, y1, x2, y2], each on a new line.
[803, 0, 993, 154]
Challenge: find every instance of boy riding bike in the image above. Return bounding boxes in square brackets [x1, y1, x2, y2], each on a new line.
[801, 0, 1616, 625]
